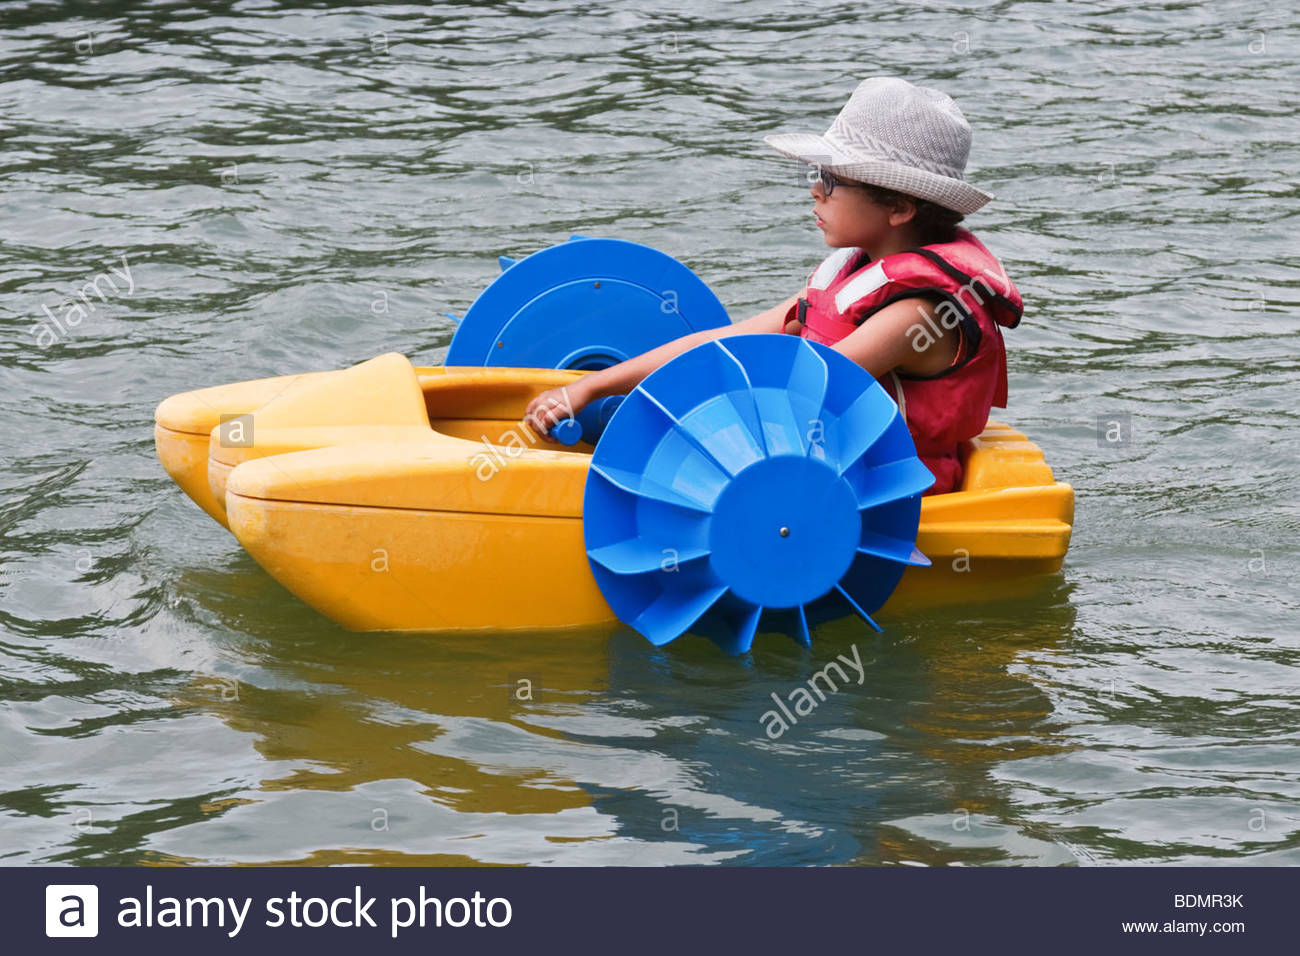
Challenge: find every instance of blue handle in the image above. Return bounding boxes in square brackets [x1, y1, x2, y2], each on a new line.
[550, 418, 584, 445]
[546, 395, 626, 446]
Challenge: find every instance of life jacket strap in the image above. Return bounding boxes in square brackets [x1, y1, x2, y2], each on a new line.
[888, 370, 908, 426]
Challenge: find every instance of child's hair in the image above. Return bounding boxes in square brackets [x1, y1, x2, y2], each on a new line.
[857, 182, 964, 246]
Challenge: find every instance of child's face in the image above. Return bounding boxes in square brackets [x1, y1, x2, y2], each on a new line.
[810, 178, 912, 251]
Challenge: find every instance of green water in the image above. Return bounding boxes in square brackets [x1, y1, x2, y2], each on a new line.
[1, 0, 1297, 866]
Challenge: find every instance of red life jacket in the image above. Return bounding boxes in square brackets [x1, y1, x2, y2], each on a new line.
[788, 228, 1022, 495]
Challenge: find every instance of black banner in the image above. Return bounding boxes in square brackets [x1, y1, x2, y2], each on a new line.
[9, 866, 1290, 953]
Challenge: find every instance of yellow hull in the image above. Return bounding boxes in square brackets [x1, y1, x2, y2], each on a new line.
[155, 353, 1073, 632]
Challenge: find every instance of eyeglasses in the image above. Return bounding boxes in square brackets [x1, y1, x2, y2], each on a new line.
[808, 165, 855, 196]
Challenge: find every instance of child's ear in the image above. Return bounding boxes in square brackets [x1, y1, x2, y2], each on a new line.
[887, 196, 919, 228]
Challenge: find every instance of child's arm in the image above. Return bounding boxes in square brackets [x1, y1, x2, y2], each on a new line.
[829, 296, 960, 379]
[524, 292, 802, 439]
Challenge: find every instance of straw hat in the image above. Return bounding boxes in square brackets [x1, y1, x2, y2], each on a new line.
[764, 77, 993, 215]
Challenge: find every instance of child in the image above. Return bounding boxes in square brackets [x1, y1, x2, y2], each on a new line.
[524, 77, 1021, 495]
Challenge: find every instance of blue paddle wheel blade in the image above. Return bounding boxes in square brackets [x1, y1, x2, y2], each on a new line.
[793, 604, 812, 647]
[835, 583, 884, 634]
[588, 463, 713, 514]
[637, 386, 757, 479]
[703, 341, 771, 455]
[592, 393, 731, 507]
[633, 584, 730, 646]
[690, 596, 765, 655]
[749, 388, 809, 457]
[829, 385, 899, 468]
[850, 457, 937, 510]
[723, 333, 830, 457]
[582, 334, 929, 653]
[588, 540, 710, 576]
[858, 531, 931, 566]
[836, 552, 908, 622]
[725, 602, 764, 655]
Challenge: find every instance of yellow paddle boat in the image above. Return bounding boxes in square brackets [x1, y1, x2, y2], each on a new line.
[153, 238, 1072, 650]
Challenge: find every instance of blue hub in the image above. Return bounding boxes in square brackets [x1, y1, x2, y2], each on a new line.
[709, 456, 860, 609]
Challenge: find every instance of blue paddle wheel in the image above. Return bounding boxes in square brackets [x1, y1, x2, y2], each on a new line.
[582, 334, 933, 653]
[446, 235, 730, 370]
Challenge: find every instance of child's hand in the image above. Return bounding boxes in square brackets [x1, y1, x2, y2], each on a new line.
[524, 384, 586, 442]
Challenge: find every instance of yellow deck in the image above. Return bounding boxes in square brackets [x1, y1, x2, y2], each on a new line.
[154, 353, 1073, 632]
